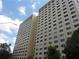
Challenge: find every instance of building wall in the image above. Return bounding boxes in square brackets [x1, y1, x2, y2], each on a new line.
[13, 16, 32, 59]
[27, 15, 38, 59]
[34, 0, 79, 59]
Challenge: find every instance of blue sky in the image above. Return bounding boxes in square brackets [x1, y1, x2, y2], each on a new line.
[0, 0, 48, 52]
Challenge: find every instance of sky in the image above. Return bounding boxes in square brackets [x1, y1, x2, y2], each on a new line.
[0, 0, 49, 52]
[0, 0, 79, 52]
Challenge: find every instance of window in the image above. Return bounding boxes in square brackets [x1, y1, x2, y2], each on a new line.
[66, 26, 71, 30]
[63, 11, 67, 14]
[67, 31, 72, 35]
[36, 49, 38, 51]
[74, 23, 79, 27]
[40, 48, 42, 50]
[49, 19, 51, 22]
[62, 0, 64, 2]
[59, 21, 62, 24]
[53, 11, 55, 13]
[59, 25, 63, 28]
[53, 14, 56, 16]
[36, 53, 38, 55]
[69, 4, 73, 7]
[44, 47, 47, 50]
[63, 7, 67, 10]
[45, 25, 47, 27]
[65, 22, 70, 25]
[72, 15, 77, 18]
[54, 40, 58, 43]
[57, 3, 59, 5]
[49, 37, 52, 40]
[68, 1, 72, 4]
[39, 52, 42, 55]
[62, 2, 65, 4]
[57, 8, 60, 10]
[53, 17, 56, 19]
[58, 14, 61, 17]
[49, 33, 52, 36]
[40, 36, 43, 38]
[73, 19, 78, 23]
[45, 28, 47, 30]
[61, 39, 65, 42]
[70, 7, 74, 10]
[40, 40, 43, 42]
[62, 4, 66, 7]
[44, 38, 47, 41]
[57, 5, 60, 8]
[65, 18, 69, 21]
[53, 24, 57, 26]
[44, 52, 47, 54]
[52, 8, 55, 10]
[61, 44, 65, 47]
[58, 17, 62, 20]
[54, 36, 57, 38]
[53, 20, 56, 23]
[59, 29, 63, 32]
[49, 29, 52, 32]
[49, 22, 51, 25]
[58, 11, 61, 13]
[54, 31, 57, 34]
[71, 11, 75, 14]
[60, 33, 64, 37]
[54, 27, 57, 30]
[64, 14, 68, 17]
[49, 26, 52, 28]
[49, 42, 52, 44]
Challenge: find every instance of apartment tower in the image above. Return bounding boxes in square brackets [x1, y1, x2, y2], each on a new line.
[13, 15, 38, 59]
[34, 0, 79, 59]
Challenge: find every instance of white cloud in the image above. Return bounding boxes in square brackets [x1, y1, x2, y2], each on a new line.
[33, 12, 38, 16]
[18, 6, 26, 15]
[0, 33, 8, 43]
[0, 15, 22, 52]
[32, 3, 36, 9]
[0, 0, 3, 12]
[10, 37, 16, 53]
[0, 15, 22, 33]
[0, 37, 5, 43]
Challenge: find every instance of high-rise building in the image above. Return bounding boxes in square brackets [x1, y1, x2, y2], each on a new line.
[13, 15, 38, 59]
[13, 0, 79, 59]
[34, 0, 79, 59]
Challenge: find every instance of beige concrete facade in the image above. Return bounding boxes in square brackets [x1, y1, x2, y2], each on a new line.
[27, 15, 38, 59]
[13, 15, 38, 59]
[34, 0, 79, 59]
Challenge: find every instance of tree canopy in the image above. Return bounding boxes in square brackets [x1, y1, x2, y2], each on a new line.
[0, 43, 11, 59]
[47, 45, 60, 59]
[64, 28, 79, 59]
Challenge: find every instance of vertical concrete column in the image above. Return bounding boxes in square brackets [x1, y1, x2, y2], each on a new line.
[27, 15, 38, 59]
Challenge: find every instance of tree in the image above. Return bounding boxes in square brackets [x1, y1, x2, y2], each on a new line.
[64, 28, 79, 59]
[0, 43, 11, 59]
[47, 45, 60, 59]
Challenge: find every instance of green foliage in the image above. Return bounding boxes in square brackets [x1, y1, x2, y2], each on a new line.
[64, 28, 79, 59]
[47, 45, 60, 59]
[0, 43, 11, 59]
